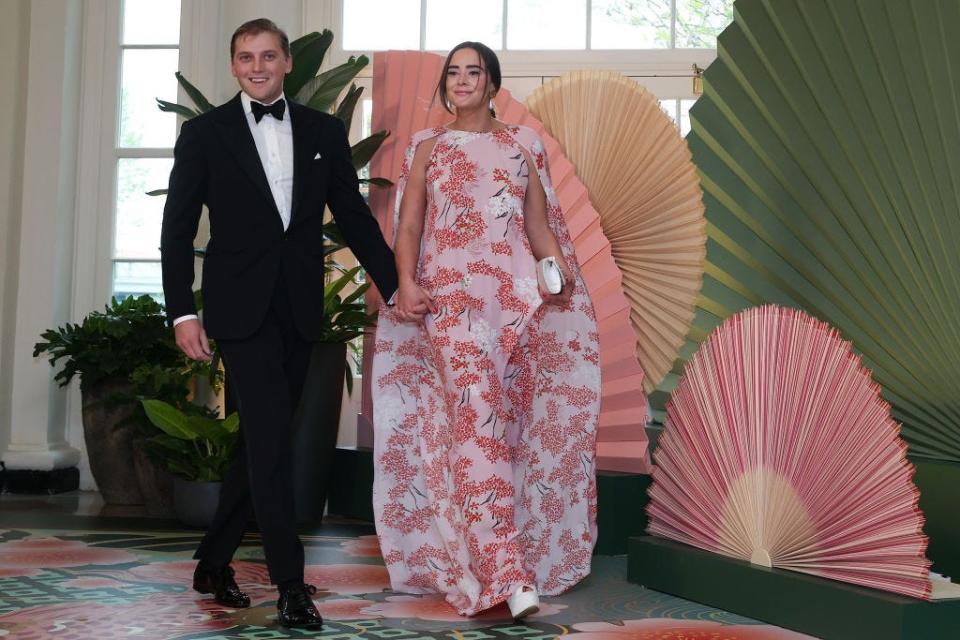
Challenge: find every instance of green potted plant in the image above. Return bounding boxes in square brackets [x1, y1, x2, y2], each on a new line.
[128, 359, 222, 516]
[33, 295, 208, 505]
[141, 398, 239, 527]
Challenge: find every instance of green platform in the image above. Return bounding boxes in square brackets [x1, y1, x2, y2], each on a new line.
[328, 446, 652, 555]
[913, 457, 960, 581]
[628, 536, 960, 640]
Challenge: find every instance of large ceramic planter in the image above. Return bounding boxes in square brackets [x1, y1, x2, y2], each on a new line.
[173, 477, 221, 528]
[132, 438, 175, 518]
[81, 378, 143, 504]
[292, 342, 347, 524]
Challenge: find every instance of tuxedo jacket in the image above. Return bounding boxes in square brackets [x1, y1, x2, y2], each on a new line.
[160, 93, 398, 341]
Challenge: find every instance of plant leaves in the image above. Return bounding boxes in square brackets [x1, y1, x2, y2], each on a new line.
[342, 283, 370, 305]
[358, 177, 393, 188]
[334, 84, 364, 131]
[326, 267, 362, 300]
[351, 130, 390, 170]
[285, 30, 334, 97]
[185, 415, 232, 446]
[223, 412, 240, 434]
[175, 71, 214, 113]
[142, 399, 194, 440]
[156, 99, 198, 119]
[299, 55, 369, 112]
[146, 188, 168, 196]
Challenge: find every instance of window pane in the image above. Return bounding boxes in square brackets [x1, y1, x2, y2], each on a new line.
[362, 98, 373, 139]
[113, 261, 164, 301]
[425, 0, 502, 50]
[343, 0, 420, 50]
[115, 158, 174, 260]
[119, 49, 180, 148]
[680, 99, 696, 136]
[592, 0, 671, 49]
[122, 0, 181, 45]
[659, 98, 678, 125]
[675, 0, 733, 48]
[508, 0, 586, 50]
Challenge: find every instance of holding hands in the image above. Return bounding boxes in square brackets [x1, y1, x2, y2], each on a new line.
[395, 280, 437, 323]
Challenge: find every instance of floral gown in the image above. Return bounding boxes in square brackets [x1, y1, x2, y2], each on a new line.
[371, 125, 600, 615]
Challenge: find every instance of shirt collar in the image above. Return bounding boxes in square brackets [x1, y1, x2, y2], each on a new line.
[240, 91, 287, 116]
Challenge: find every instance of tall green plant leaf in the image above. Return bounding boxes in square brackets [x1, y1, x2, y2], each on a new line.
[327, 266, 362, 292]
[358, 177, 393, 187]
[156, 99, 198, 119]
[285, 30, 334, 97]
[334, 84, 364, 132]
[298, 55, 368, 112]
[342, 283, 370, 305]
[351, 130, 390, 170]
[175, 71, 214, 113]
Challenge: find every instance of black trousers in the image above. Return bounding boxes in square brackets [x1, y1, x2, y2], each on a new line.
[193, 276, 313, 585]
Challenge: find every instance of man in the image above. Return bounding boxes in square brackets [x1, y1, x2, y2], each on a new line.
[161, 19, 401, 628]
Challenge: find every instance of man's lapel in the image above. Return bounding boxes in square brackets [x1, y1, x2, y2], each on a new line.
[289, 101, 322, 227]
[212, 94, 276, 212]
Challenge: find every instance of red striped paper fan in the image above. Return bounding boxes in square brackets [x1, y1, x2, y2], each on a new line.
[359, 50, 650, 473]
[648, 305, 940, 599]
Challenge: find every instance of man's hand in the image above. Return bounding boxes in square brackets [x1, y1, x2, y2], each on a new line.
[174, 318, 213, 361]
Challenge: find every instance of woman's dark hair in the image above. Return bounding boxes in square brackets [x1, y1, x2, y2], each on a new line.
[437, 41, 502, 117]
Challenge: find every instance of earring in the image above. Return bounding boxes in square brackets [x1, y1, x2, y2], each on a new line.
[488, 97, 495, 111]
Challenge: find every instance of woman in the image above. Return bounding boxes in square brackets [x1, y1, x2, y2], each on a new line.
[371, 41, 600, 618]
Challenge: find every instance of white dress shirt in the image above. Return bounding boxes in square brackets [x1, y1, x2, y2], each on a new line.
[173, 91, 295, 327]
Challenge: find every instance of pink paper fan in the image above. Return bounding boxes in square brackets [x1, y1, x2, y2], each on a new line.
[648, 305, 937, 599]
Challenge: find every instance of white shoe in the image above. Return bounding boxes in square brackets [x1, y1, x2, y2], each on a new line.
[507, 586, 539, 619]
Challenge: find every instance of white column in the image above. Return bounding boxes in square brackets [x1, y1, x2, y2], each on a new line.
[1, 0, 83, 471]
[0, 0, 30, 460]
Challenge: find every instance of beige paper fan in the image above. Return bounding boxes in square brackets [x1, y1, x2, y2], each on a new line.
[527, 71, 706, 393]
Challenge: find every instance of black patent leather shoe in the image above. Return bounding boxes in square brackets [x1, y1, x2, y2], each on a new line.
[193, 562, 251, 608]
[277, 583, 323, 628]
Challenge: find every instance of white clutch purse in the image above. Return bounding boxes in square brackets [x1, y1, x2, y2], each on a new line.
[537, 256, 566, 294]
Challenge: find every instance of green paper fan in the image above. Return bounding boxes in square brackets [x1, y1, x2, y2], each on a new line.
[678, 0, 960, 462]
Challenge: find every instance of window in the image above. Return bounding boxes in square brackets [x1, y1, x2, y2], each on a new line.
[341, 0, 732, 51]
[112, 0, 182, 300]
[659, 98, 698, 136]
[334, 0, 731, 138]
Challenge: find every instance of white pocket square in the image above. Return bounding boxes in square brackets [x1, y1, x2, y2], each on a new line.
[313, 152, 322, 160]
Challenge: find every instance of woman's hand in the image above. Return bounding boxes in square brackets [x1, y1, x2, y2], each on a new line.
[539, 262, 574, 307]
[396, 281, 437, 323]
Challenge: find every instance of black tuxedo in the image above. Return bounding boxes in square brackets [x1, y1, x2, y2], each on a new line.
[160, 93, 397, 586]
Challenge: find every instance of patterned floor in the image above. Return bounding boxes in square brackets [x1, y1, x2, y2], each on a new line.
[0, 526, 815, 639]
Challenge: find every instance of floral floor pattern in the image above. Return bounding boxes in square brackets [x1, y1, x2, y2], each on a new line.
[0, 526, 815, 639]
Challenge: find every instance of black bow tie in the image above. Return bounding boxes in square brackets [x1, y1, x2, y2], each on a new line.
[251, 99, 285, 123]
